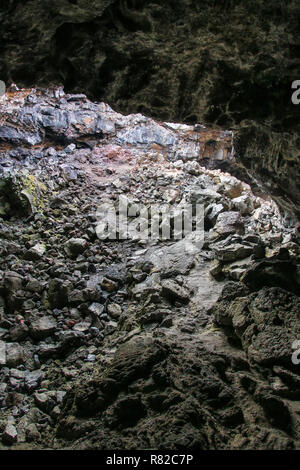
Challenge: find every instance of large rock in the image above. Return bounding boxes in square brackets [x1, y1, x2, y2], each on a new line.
[56, 331, 296, 450]
[131, 273, 162, 301]
[0, 173, 47, 216]
[213, 283, 300, 366]
[219, 174, 243, 199]
[2, 423, 18, 445]
[24, 370, 43, 392]
[48, 279, 71, 308]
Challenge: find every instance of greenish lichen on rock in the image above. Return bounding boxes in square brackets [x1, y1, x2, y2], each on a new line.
[0, 172, 48, 217]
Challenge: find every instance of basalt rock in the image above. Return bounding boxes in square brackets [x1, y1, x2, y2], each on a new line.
[0, 173, 47, 217]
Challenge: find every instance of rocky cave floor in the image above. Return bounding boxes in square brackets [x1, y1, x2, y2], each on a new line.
[0, 86, 299, 450]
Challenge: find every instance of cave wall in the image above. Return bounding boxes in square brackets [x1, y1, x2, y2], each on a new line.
[1, 0, 300, 214]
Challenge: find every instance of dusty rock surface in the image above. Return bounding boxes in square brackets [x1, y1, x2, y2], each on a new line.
[0, 87, 299, 450]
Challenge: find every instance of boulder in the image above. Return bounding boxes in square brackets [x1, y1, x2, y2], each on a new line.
[0, 173, 47, 216]
[3, 271, 23, 294]
[232, 195, 254, 215]
[48, 279, 71, 308]
[24, 370, 43, 393]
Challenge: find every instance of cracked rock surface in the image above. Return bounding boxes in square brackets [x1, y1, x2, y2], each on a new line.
[0, 87, 299, 450]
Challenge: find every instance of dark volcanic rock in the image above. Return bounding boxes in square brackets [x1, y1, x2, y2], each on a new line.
[213, 283, 300, 366]
[56, 331, 299, 450]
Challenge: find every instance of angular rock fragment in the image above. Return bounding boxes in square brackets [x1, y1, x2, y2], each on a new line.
[24, 243, 46, 261]
[161, 279, 191, 304]
[100, 277, 118, 292]
[2, 423, 18, 445]
[211, 211, 245, 239]
[5, 343, 25, 367]
[0, 340, 6, 366]
[29, 316, 56, 340]
[214, 243, 253, 262]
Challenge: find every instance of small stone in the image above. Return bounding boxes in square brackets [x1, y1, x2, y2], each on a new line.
[180, 324, 195, 333]
[25, 370, 43, 393]
[30, 316, 56, 340]
[100, 277, 118, 292]
[6, 343, 25, 367]
[64, 238, 88, 258]
[160, 316, 173, 328]
[161, 279, 190, 304]
[56, 390, 67, 404]
[107, 303, 122, 319]
[88, 302, 104, 319]
[68, 289, 86, 305]
[73, 321, 91, 332]
[2, 423, 18, 444]
[33, 354, 41, 368]
[46, 147, 57, 157]
[86, 354, 96, 362]
[51, 406, 61, 418]
[104, 321, 118, 335]
[65, 143, 76, 153]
